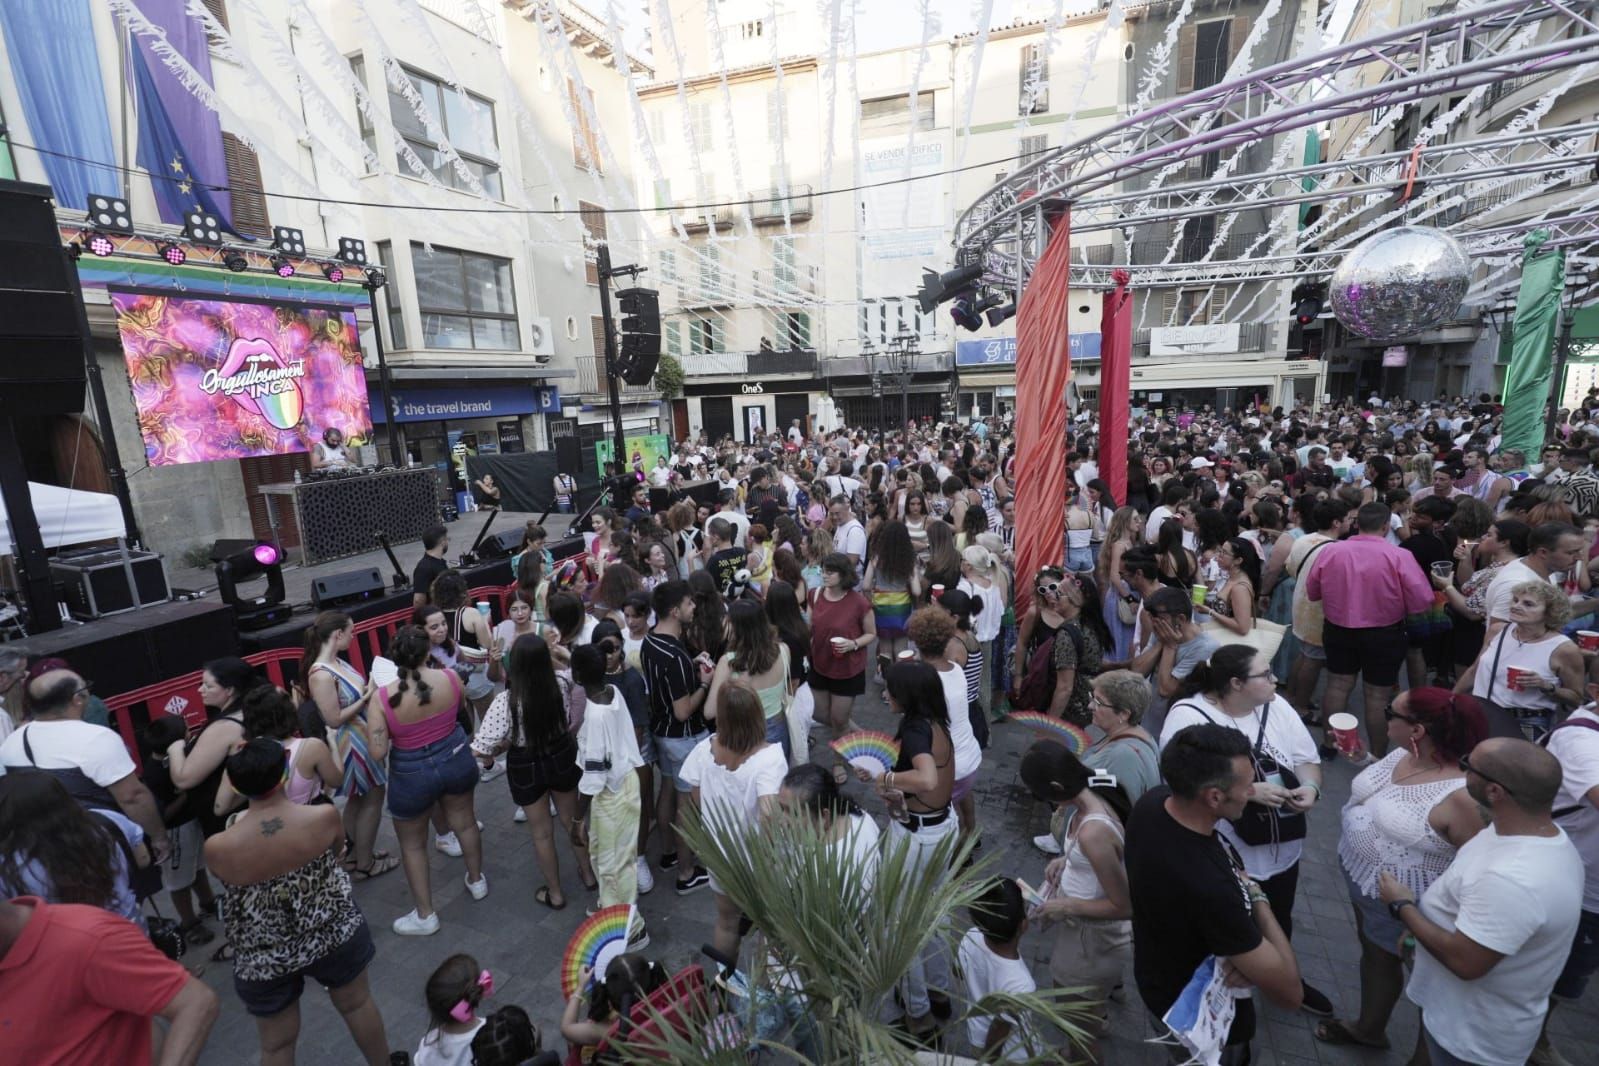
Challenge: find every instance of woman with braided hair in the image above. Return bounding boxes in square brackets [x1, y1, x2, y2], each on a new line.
[366, 625, 486, 937]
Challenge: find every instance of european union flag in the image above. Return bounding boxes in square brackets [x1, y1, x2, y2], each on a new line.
[129, 40, 248, 239]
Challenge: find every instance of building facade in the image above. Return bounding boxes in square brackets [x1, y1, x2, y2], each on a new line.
[0, 0, 641, 558]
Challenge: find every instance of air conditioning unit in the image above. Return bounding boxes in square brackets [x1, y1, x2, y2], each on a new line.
[528, 316, 554, 356]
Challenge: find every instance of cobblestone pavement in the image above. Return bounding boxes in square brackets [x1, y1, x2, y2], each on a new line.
[188, 680, 1599, 1065]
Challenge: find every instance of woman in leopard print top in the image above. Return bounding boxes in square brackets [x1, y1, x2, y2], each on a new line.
[206, 738, 391, 1062]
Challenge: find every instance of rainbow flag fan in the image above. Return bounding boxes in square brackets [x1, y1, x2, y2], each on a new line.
[829, 730, 900, 774]
[1009, 711, 1090, 754]
[561, 904, 637, 999]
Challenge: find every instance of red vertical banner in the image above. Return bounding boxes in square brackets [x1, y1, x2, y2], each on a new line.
[1098, 269, 1133, 506]
[1013, 210, 1073, 617]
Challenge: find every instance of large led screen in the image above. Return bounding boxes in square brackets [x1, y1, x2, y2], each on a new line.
[111, 290, 372, 466]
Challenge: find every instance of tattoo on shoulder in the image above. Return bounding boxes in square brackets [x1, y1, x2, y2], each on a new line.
[260, 817, 285, 837]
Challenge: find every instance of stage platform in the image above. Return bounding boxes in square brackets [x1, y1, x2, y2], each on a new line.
[5, 510, 582, 695]
[165, 509, 582, 611]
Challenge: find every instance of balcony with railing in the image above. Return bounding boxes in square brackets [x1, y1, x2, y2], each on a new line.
[678, 204, 744, 233]
[750, 185, 815, 225]
[576, 356, 659, 399]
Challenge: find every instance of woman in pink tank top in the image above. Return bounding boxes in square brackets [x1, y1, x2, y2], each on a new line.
[367, 625, 487, 937]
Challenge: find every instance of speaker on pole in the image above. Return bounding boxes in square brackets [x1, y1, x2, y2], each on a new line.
[554, 435, 583, 477]
[0, 181, 88, 414]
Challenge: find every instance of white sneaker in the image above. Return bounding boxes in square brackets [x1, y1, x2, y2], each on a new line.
[635, 855, 655, 894]
[465, 873, 489, 901]
[548, 797, 557, 817]
[513, 807, 527, 823]
[480, 758, 506, 783]
[392, 909, 440, 936]
[1032, 832, 1063, 855]
[435, 832, 463, 857]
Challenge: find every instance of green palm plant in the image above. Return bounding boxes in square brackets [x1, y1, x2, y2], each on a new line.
[601, 802, 1097, 1065]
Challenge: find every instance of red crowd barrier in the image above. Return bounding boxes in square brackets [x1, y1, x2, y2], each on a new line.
[106, 583, 515, 770]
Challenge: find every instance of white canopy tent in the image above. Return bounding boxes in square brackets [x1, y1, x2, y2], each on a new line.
[0, 481, 126, 555]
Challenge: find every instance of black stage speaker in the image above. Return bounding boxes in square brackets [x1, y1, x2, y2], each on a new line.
[478, 528, 525, 561]
[0, 180, 88, 413]
[311, 567, 387, 609]
[553, 435, 582, 477]
[649, 486, 681, 513]
[548, 535, 587, 563]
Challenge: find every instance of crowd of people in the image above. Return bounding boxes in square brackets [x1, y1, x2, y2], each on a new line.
[3, 390, 1599, 1064]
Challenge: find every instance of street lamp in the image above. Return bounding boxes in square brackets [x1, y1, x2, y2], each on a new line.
[862, 337, 883, 430]
[887, 326, 920, 430]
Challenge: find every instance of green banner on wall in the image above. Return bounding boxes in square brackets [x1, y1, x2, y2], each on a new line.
[1499, 230, 1566, 460]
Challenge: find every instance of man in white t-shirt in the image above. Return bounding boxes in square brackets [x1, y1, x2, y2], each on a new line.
[1536, 686, 1599, 1064]
[703, 490, 750, 549]
[1382, 738, 1583, 1066]
[0, 669, 169, 858]
[829, 497, 868, 574]
[1482, 523, 1584, 637]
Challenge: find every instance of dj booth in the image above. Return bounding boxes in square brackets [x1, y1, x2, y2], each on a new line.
[259, 467, 441, 565]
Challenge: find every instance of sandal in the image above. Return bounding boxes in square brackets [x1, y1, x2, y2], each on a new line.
[1313, 1020, 1390, 1050]
[351, 854, 400, 881]
[211, 941, 235, 962]
[534, 885, 567, 911]
[579, 872, 599, 891]
[178, 918, 214, 946]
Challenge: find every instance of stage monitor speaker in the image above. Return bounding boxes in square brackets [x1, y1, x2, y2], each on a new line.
[479, 528, 525, 561]
[548, 534, 586, 563]
[0, 180, 89, 414]
[553, 435, 582, 478]
[311, 567, 387, 609]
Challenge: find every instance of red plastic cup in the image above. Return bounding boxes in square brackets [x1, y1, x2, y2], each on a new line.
[1579, 631, 1599, 652]
[1327, 713, 1361, 755]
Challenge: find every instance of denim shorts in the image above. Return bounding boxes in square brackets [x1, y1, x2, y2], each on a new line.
[386, 727, 481, 820]
[233, 918, 375, 1017]
[1554, 907, 1599, 1000]
[654, 731, 707, 792]
[765, 710, 792, 763]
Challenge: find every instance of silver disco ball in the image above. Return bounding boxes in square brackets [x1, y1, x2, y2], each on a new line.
[1328, 226, 1471, 341]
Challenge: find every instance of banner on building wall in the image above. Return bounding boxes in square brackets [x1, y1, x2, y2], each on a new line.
[112, 290, 371, 466]
[860, 137, 947, 292]
[594, 434, 671, 479]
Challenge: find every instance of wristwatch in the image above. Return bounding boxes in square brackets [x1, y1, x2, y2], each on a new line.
[1388, 898, 1418, 920]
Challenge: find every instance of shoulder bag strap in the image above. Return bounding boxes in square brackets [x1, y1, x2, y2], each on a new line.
[21, 724, 34, 765]
[1485, 627, 1511, 706]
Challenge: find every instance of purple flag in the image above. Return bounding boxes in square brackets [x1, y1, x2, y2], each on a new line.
[129, 0, 232, 223]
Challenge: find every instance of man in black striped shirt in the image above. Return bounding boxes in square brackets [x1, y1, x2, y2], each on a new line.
[641, 580, 713, 894]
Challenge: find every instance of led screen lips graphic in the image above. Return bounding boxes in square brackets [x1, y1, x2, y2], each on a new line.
[199, 337, 307, 430]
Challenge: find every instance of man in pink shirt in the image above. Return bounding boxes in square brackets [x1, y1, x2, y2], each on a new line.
[1305, 502, 1437, 757]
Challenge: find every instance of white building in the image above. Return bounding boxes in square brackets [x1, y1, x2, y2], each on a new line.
[0, 0, 643, 557]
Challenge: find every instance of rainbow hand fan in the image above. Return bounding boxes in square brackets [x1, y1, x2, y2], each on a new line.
[829, 730, 900, 774]
[1009, 711, 1090, 754]
[561, 904, 638, 999]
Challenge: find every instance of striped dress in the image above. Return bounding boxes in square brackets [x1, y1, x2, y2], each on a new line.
[310, 660, 387, 796]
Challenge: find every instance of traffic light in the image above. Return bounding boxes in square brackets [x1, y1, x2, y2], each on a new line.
[614, 287, 661, 386]
[916, 263, 985, 313]
[1291, 282, 1325, 326]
